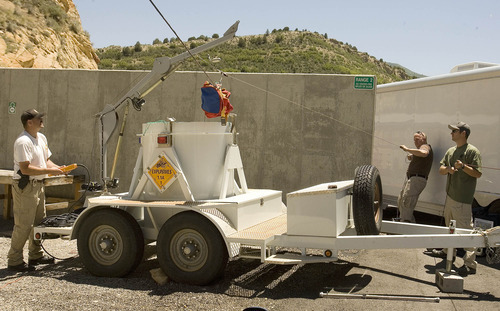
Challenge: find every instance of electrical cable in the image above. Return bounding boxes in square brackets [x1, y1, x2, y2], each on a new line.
[207, 68, 500, 171]
[64, 163, 91, 213]
[39, 163, 90, 260]
[40, 241, 78, 261]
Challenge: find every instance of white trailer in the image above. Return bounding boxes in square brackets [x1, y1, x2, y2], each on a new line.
[373, 66, 500, 220]
[33, 24, 500, 286]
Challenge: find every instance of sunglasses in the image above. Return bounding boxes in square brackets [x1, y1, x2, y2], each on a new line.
[451, 129, 460, 133]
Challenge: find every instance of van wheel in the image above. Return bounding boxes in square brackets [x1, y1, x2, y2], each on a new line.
[353, 165, 383, 235]
[157, 212, 228, 285]
[77, 208, 144, 277]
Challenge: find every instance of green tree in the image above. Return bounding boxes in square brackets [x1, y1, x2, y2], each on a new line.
[122, 46, 132, 57]
[238, 37, 246, 48]
[134, 41, 142, 52]
[153, 38, 161, 45]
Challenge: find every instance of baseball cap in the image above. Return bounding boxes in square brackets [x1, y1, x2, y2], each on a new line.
[21, 108, 45, 124]
[448, 121, 471, 136]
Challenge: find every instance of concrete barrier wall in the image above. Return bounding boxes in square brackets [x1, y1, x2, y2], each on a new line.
[0, 68, 375, 201]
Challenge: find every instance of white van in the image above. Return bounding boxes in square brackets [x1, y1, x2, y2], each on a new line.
[373, 64, 500, 224]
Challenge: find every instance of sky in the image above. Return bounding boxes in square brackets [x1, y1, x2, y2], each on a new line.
[73, 0, 500, 77]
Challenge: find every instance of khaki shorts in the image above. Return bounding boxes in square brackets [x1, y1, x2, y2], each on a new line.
[443, 195, 476, 269]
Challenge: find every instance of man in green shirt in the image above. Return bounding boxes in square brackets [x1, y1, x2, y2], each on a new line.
[433, 122, 482, 275]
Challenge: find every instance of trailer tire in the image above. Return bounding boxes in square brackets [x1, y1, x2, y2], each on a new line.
[77, 208, 144, 277]
[157, 212, 228, 285]
[353, 165, 383, 235]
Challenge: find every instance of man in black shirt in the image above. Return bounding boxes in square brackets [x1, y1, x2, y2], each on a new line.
[397, 131, 433, 222]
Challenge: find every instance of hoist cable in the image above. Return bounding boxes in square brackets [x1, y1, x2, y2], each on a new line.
[147, 1, 396, 148]
[149, 0, 498, 171]
[148, 0, 216, 86]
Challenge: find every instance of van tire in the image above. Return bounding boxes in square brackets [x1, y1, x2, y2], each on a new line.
[353, 165, 383, 235]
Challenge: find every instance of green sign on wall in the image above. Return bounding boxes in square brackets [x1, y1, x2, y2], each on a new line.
[354, 76, 374, 89]
[9, 101, 16, 114]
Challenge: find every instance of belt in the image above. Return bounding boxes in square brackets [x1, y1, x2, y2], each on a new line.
[407, 173, 427, 180]
[13, 179, 44, 183]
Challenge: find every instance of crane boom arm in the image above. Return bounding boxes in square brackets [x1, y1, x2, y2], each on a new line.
[96, 21, 239, 186]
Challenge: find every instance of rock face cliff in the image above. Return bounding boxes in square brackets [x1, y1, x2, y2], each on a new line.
[0, 0, 98, 69]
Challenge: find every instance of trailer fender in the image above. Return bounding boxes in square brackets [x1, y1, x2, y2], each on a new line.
[70, 205, 117, 240]
[146, 207, 237, 255]
[199, 209, 238, 257]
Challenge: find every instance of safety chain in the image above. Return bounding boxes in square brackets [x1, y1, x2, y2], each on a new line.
[475, 227, 500, 264]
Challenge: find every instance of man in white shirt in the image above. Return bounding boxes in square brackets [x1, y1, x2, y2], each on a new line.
[7, 109, 64, 272]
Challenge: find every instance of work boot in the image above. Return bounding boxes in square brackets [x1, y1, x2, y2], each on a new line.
[457, 265, 476, 276]
[431, 249, 456, 261]
[431, 249, 447, 258]
[28, 255, 55, 266]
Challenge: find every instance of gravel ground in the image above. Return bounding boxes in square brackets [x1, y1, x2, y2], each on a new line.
[1, 211, 499, 311]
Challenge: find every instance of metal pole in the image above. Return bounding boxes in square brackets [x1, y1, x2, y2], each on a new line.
[110, 103, 130, 182]
[446, 220, 457, 272]
[319, 292, 440, 303]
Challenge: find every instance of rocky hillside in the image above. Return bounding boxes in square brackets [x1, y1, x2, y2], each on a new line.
[0, 0, 98, 69]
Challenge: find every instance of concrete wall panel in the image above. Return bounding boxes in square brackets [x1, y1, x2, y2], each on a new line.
[0, 68, 375, 202]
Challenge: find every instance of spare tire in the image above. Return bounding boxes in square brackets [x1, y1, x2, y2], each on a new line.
[353, 165, 383, 235]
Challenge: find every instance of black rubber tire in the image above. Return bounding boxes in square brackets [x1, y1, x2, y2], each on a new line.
[352, 165, 383, 235]
[77, 208, 144, 277]
[157, 212, 228, 285]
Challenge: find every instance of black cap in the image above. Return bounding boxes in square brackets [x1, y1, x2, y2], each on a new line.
[448, 121, 471, 136]
[21, 108, 45, 125]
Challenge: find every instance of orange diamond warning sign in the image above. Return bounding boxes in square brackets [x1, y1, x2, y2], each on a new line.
[148, 155, 177, 192]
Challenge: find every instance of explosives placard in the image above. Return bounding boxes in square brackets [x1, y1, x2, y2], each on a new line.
[147, 154, 177, 192]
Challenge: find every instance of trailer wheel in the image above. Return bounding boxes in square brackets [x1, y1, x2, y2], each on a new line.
[157, 212, 228, 285]
[353, 165, 383, 235]
[77, 208, 144, 277]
